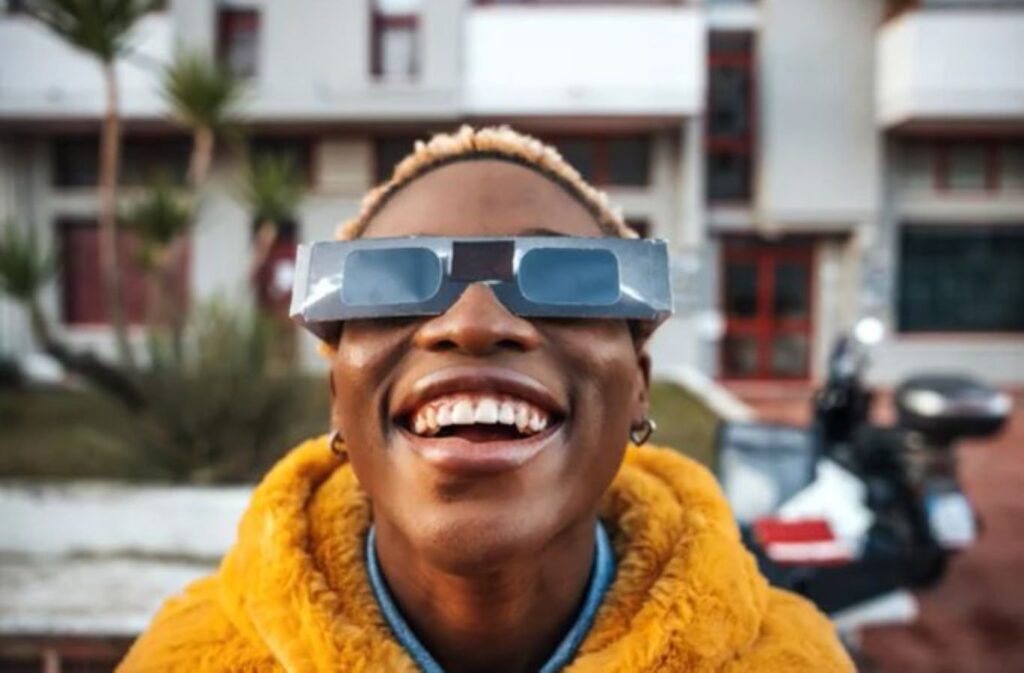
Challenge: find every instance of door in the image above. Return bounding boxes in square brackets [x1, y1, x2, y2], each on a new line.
[720, 238, 814, 380]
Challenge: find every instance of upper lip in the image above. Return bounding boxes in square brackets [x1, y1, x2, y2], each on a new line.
[391, 366, 567, 422]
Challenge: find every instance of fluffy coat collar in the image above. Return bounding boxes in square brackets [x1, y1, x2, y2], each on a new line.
[118, 436, 853, 672]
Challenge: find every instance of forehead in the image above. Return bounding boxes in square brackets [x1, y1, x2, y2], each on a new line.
[361, 159, 605, 239]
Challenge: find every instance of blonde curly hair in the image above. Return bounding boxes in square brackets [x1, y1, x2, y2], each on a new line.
[336, 125, 638, 241]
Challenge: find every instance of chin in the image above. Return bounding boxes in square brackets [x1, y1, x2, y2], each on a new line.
[404, 498, 565, 574]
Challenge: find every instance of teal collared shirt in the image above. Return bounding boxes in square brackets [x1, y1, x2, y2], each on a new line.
[365, 522, 616, 673]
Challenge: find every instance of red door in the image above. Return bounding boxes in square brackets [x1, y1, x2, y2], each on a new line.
[720, 238, 814, 380]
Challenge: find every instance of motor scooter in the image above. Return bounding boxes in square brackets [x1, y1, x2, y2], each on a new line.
[714, 318, 1012, 649]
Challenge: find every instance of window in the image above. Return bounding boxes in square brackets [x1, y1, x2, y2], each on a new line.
[58, 219, 189, 326]
[625, 218, 651, 238]
[547, 136, 651, 187]
[901, 139, 1024, 193]
[372, 0, 421, 80]
[898, 225, 1024, 333]
[373, 135, 425, 183]
[52, 136, 190, 188]
[706, 32, 756, 204]
[217, 8, 260, 79]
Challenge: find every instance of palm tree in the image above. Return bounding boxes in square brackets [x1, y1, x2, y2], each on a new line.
[163, 52, 244, 188]
[27, 0, 161, 369]
[242, 154, 304, 285]
[0, 224, 57, 347]
[0, 222, 144, 408]
[122, 177, 192, 350]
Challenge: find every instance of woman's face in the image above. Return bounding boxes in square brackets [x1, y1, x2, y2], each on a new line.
[329, 159, 650, 570]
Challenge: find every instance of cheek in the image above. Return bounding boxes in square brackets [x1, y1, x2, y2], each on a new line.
[556, 325, 640, 463]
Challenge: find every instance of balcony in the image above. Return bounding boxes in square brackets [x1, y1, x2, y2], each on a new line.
[464, 4, 705, 116]
[877, 7, 1024, 128]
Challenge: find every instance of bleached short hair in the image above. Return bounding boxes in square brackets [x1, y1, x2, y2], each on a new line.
[336, 125, 638, 241]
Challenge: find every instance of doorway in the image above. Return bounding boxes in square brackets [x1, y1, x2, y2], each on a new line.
[720, 237, 814, 380]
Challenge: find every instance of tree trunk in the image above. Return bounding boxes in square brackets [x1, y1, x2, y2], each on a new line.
[248, 219, 279, 286]
[27, 299, 145, 410]
[189, 126, 215, 189]
[99, 63, 134, 369]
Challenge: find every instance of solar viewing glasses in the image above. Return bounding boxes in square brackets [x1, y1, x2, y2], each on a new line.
[290, 236, 673, 344]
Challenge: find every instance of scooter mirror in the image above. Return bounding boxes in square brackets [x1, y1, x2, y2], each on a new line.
[854, 317, 885, 346]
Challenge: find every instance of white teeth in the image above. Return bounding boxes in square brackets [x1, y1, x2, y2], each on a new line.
[437, 405, 453, 427]
[515, 403, 530, 432]
[425, 407, 438, 435]
[408, 395, 553, 437]
[451, 400, 474, 424]
[474, 398, 499, 424]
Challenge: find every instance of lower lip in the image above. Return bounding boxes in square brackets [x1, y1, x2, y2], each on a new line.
[394, 422, 564, 476]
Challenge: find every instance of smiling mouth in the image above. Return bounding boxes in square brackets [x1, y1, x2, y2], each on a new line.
[402, 393, 556, 442]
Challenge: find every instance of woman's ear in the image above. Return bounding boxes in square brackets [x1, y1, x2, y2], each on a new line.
[632, 347, 652, 427]
[328, 369, 344, 435]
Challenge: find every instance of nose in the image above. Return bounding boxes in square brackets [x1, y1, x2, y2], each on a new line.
[413, 283, 541, 355]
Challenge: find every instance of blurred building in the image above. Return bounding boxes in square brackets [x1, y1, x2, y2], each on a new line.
[0, 0, 1022, 388]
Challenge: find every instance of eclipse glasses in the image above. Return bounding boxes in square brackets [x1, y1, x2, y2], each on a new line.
[290, 236, 673, 344]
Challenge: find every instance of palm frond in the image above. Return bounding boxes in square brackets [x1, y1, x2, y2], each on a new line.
[25, 0, 161, 63]
[163, 52, 245, 132]
[122, 176, 193, 252]
[242, 154, 304, 225]
[0, 223, 58, 304]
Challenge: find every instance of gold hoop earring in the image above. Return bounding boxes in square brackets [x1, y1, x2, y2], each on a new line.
[629, 418, 656, 446]
[328, 429, 347, 460]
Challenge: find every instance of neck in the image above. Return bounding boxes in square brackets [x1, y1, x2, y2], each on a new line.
[372, 516, 598, 673]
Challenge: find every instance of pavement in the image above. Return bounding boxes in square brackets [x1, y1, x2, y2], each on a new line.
[726, 382, 1024, 673]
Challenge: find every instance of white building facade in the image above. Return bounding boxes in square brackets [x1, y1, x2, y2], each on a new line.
[1, 0, 1022, 387]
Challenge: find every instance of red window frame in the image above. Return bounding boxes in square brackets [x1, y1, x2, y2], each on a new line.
[719, 237, 815, 381]
[217, 8, 260, 79]
[371, 11, 420, 79]
[58, 219, 190, 327]
[706, 31, 757, 206]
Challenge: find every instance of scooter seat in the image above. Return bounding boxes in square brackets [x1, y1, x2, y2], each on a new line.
[715, 422, 817, 525]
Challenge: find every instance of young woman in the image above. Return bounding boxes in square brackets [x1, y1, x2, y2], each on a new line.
[118, 127, 852, 672]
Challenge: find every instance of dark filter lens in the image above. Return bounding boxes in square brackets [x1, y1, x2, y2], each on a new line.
[342, 248, 442, 306]
[518, 248, 621, 306]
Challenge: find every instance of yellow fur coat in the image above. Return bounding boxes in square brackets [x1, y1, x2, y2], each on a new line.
[118, 436, 853, 672]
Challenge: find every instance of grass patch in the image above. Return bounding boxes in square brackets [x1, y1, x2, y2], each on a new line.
[648, 381, 720, 468]
[0, 379, 720, 482]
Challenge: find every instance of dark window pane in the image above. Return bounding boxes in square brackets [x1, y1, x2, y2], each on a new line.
[774, 262, 809, 319]
[217, 9, 260, 79]
[947, 143, 987, 191]
[625, 218, 650, 238]
[53, 137, 189, 187]
[725, 261, 757, 318]
[608, 137, 651, 186]
[723, 334, 758, 377]
[771, 334, 809, 377]
[121, 139, 190, 186]
[53, 137, 99, 187]
[707, 151, 751, 202]
[374, 135, 422, 183]
[552, 139, 595, 183]
[899, 226, 1024, 332]
[708, 66, 750, 139]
